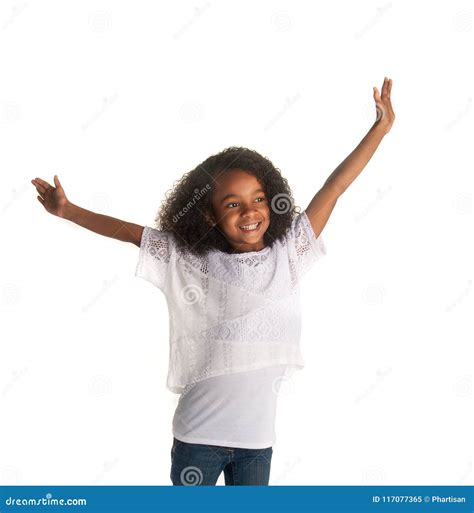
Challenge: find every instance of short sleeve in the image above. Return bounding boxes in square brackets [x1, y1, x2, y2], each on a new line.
[288, 210, 327, 279]
[135, 226, 174, 292]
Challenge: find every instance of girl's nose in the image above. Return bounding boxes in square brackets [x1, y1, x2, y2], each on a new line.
[242, 204, 259, 214]
[241, 208, 259, 218]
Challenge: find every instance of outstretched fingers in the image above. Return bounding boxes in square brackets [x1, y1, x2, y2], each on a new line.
[381, 77, 390, 100]
[33, 177, 52, 190]
[31, 178, 52, 196]
[32, 181, 44, 194]
[53, 175, 63, 190]
[383, 78, 394, 115]
[375, 77, 394, 110]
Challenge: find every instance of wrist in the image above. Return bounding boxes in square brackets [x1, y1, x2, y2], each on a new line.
[371, 119, 391, 137]
[60, 201, 77, 220]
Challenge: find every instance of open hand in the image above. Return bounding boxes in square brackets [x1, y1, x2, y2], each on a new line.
[31, 175, 70, 218]
[373, 77, 395, 134]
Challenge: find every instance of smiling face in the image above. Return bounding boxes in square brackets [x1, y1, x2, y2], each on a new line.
[205, 169, 271, 253]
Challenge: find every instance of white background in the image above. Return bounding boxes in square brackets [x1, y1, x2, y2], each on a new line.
[0, 0, 472, 486]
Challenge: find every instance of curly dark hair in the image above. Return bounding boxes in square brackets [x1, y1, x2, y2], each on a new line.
[154, 146, 301, 257]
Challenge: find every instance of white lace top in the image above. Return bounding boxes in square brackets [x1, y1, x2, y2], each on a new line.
[135, 210, 326, 394]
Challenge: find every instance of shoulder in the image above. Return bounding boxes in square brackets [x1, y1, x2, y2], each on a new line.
[139, 227, 177, 257]
[284, 211, 311, 242]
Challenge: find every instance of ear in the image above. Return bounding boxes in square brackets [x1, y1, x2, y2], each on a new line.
[203, 210, 216, 228]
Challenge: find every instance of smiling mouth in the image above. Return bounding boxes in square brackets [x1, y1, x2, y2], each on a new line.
[239, 221, 262, 232]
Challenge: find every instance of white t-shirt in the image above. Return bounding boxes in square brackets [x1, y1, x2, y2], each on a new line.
[172, 364, 289, 449]
[135, 210, 327, 395]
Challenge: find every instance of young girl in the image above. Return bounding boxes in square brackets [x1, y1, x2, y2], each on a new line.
[31, 78, 394, 486]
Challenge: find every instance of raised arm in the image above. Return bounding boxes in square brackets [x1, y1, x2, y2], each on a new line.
[305, 77, 395, 238]
[31, 175, 144, 247]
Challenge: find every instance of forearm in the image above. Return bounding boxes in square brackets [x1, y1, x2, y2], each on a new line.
[62, 202, 142, 245]
[325, 122, 387, 196]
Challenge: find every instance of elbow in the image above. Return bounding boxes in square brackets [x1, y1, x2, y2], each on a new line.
[323, 179, 345, 200]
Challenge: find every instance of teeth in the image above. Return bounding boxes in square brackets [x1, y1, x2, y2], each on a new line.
[240, 222, 260, 231]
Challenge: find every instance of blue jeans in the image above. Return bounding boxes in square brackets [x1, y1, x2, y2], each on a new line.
[170, 437, 273, 486]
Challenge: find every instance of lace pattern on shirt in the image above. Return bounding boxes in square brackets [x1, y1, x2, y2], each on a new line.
[135, 210, 326, 393]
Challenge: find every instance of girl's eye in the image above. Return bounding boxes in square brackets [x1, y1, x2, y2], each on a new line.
[226, 197, 266, 208]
